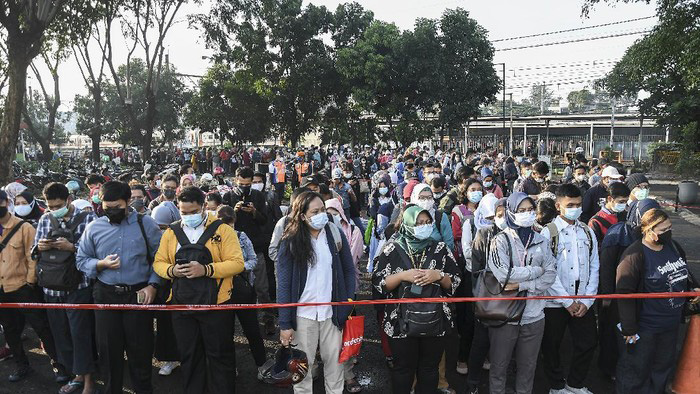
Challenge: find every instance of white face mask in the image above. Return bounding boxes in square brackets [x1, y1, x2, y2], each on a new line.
[251, 183, 264, 192]
[513, 211, 536, 228]
[308, 212, 329, 230]
[495, 216, 507, 230]
[575, 174, 587, 182]
[417, 199, 434, 212]
[14, 204, 33, 217]
[413, 224, 433, 240]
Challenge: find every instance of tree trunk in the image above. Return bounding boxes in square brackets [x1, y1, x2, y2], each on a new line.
[142, 88, 156, 162]
[39, 140, 52, 162]
[91, 86, 103, 161]
[91, 134, 100, 162]
[0, 51, 30, 183]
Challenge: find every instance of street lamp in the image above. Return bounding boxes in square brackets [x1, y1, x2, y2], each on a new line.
[494, 63, 506, 133]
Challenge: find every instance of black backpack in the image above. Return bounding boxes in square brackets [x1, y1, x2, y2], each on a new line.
[36, 212, 88, 291]
[169, 219, 224, 305]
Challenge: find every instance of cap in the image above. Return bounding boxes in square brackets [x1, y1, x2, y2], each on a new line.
[300, 176, 320, 188]
[71, 199, 91, 211]
[601, 166, 623, 179]
[625, 173, 649, 190]
[332, 168, 342, 180]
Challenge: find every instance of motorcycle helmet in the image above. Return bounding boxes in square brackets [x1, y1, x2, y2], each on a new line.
[213, 167, 224, 176]
[258, 346, 309, 387]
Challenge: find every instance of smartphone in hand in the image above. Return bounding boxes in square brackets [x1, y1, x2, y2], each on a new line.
[137, 291, 145, 304]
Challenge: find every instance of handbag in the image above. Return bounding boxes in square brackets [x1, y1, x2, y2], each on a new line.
[474, 232, 527, 327]
[339, 313, 365, 363]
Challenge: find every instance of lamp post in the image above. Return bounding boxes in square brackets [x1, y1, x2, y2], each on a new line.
[494, 62, 506, 133]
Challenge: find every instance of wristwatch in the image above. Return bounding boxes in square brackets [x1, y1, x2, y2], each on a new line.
[439, 271, 446, 279]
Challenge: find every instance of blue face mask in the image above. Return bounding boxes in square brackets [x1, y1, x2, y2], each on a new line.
[309, 212, 329, 230]
[413, 224, 433, 240]
[379, 187, 389, 196]
[182, 212, 205, 228]
[468, 191, 483, 204]
[51, 205, 69, 219]
[563, 207, 582, 221]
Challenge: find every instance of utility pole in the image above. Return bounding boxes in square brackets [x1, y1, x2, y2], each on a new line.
[610, 97, 616, 147]
[540, 82, 546, 115]
[508, 93, 513, 154]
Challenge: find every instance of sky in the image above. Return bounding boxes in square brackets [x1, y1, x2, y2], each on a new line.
[37, 0, 658, 115]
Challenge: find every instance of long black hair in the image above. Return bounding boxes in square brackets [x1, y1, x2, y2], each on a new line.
[282, 191, 323, 267]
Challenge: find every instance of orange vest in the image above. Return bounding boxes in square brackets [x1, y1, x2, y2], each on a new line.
[274, 161, 286, 183]
[295, 162, 309, 183]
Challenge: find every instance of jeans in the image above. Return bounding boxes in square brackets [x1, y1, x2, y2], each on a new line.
[616, 326, 679, 394]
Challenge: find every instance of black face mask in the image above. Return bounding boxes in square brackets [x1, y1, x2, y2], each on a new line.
[656, 230, 673, 245]
[162, 189, 176, 200]
[239, 185, 251, 196]
[0, 206, 7, 218]
[105, 207, 127, 224]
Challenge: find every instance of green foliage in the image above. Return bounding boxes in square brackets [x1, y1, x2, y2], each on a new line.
[567, 89, 595, 113]
[598, 0, 700, 150]
[647, 141, 681, 155]
[185, 63, 272, 146]
[22, 90, 68, 146]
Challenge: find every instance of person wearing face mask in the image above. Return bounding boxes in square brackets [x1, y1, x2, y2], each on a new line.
[253, 171, 284, 302]
[222, 166, 273, 333]
[589, 182, 630, 246]
[145, 173, 162, 203]
[0, 189, 68, 383]
[464, 197, 507, 392]
[451, 178, 482, 260]
[34, 182, 98, 393]
[571, 165, 591, 197]
[581, 165, 623, 224]
[624, 173, 650, 224]
[153, 187, 244, 394]
[486, 192, 557, 394]
[431, 176, 447, 206]
[13, 191, 44, 227]
[596, 198, 660, 379]
[517, 161, 549, 198]
[368, 176, 395, 270]
[616, 208, 700, 393]
[410, 183, 455, 251]
[149, 175, 179, 211]
[129, 184, 151, 215]
[512, 161, 531, 193]
[481, 167, 503, 199]
[269, 153, 287, 204]
[372, 205, 461, 394]
[539, 184, 600, 394]
[76, 181, 163, 394]
[277, 191, 356, 394]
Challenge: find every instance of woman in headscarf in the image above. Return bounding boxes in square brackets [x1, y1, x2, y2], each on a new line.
[481, 167, 504, 199]
[368, 174, 395, 269]
[372, 205, 461, 394]
[450, 179, 483, 261]
[409, 183, 454, 251]
[13, 191, 44, 227]
[486, 192, 557, 394]
[4, 182, 27, 214]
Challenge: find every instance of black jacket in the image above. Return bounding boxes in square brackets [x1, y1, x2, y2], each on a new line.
[223, 188, 268, 251]
[581, 183, 608, 224]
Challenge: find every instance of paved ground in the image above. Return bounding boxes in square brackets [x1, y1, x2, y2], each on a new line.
[1, 185, 699, 394]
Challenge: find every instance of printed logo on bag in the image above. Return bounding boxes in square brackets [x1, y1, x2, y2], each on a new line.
[210, 234, 222, 244]
[343, 336, 364, 347]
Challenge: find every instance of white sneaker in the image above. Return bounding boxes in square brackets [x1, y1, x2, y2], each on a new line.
[549, 390, 570, 394]
[565, 386, 594, 394]
[482, 360, 490, 370]
[158, 361, 179, 376]
[456, 362, 469, 375]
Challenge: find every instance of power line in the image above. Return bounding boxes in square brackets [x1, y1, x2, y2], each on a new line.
[506, 78, 605, 90]
[492, 15, 655, 42]
[496, 29, 651, 51]
[507, 59, 619, 73]
[510, 64, 615, 79]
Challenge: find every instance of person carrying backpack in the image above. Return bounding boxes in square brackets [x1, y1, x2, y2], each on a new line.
[153, 186, 245, 394]
[34, 183, 98, 393]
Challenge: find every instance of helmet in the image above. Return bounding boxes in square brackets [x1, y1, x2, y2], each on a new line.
[65, 180, 81, 193]
[213, 167, 224, 176]
[200, 173, 213, 183]
[258, 346, 309, 387]
[575, 147, 584, 154]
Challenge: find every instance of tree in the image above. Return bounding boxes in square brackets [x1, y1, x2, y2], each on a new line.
[568, 89, 595, 113]
[185, 63, 272, 146]
[0, 0, 98, 183]
[22, 88, 68, 155]
[590, 0, 700, 150]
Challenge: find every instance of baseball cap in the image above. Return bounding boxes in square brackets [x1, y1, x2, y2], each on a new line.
[300, 176, 320, 188]
[332, 168, 342, 180]
[601, 166, 623, 179]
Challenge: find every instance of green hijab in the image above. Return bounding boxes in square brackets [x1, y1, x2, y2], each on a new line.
[396, 205, 432, 255]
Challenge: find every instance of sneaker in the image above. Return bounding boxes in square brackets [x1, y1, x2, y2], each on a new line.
[549, 389, 571, 394]
[0, 346, 12, 362]
[565, 386, 594, 394]
[257, 366, 265, 382]
[158, 361, 179, 376]
[8, 365, 32, 382]
[482, 360, 490, 370]
[456, 362, 469, 375]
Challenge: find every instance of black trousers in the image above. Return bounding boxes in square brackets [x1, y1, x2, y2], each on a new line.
[154, 311, 179, 362]
[0, 285, 59, 368]
[597, 300, 620, 377]
[388, 336, 447, 394]
[455, 273, 475, 363]
[230, 286, 266, 366]
[172, 310, 236, 394]
[616, 326, 679, 394]
[263, 250, 277, 302]
[45, 286, 97, 375]
[541, 306, 598, 390]
[93, 282, 154, 394]
[466, 320, 490, 388]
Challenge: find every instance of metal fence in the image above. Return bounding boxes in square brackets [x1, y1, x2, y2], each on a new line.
[439, 134, 665, 161]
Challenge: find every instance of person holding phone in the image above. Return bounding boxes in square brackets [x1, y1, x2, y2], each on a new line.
[76, 181, 163, 394]
[371, 205, 461, 394]
[615, 208, 700, 393]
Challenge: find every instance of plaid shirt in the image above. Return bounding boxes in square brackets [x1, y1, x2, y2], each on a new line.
[33, 208, 97, 297]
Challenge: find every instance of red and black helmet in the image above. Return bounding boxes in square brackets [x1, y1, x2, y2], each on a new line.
[258, 346, 309, 387]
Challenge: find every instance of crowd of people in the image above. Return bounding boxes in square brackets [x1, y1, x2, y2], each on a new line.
[0, 144, 697, 394]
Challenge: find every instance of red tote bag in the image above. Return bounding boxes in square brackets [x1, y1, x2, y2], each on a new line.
[339, 315, 365, 363]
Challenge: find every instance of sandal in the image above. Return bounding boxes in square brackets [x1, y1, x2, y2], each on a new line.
[345, 379, 363, 393]
[58, 380, 84, 394]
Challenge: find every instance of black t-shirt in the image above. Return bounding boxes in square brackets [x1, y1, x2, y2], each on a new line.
[639, 243, 688, 333]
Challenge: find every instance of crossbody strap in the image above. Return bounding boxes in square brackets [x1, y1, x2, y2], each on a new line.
[0, 221, 27, 252]
[136, 214, 154, 265]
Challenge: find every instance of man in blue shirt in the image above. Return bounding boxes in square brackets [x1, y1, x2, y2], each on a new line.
[76, 181, 162, 394]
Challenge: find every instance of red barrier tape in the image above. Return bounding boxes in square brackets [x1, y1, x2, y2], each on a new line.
[0, 292, 698, 311]
[658, 202, 700, 210]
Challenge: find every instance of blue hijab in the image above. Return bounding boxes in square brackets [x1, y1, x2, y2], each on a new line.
[505, 192, 536, 246]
